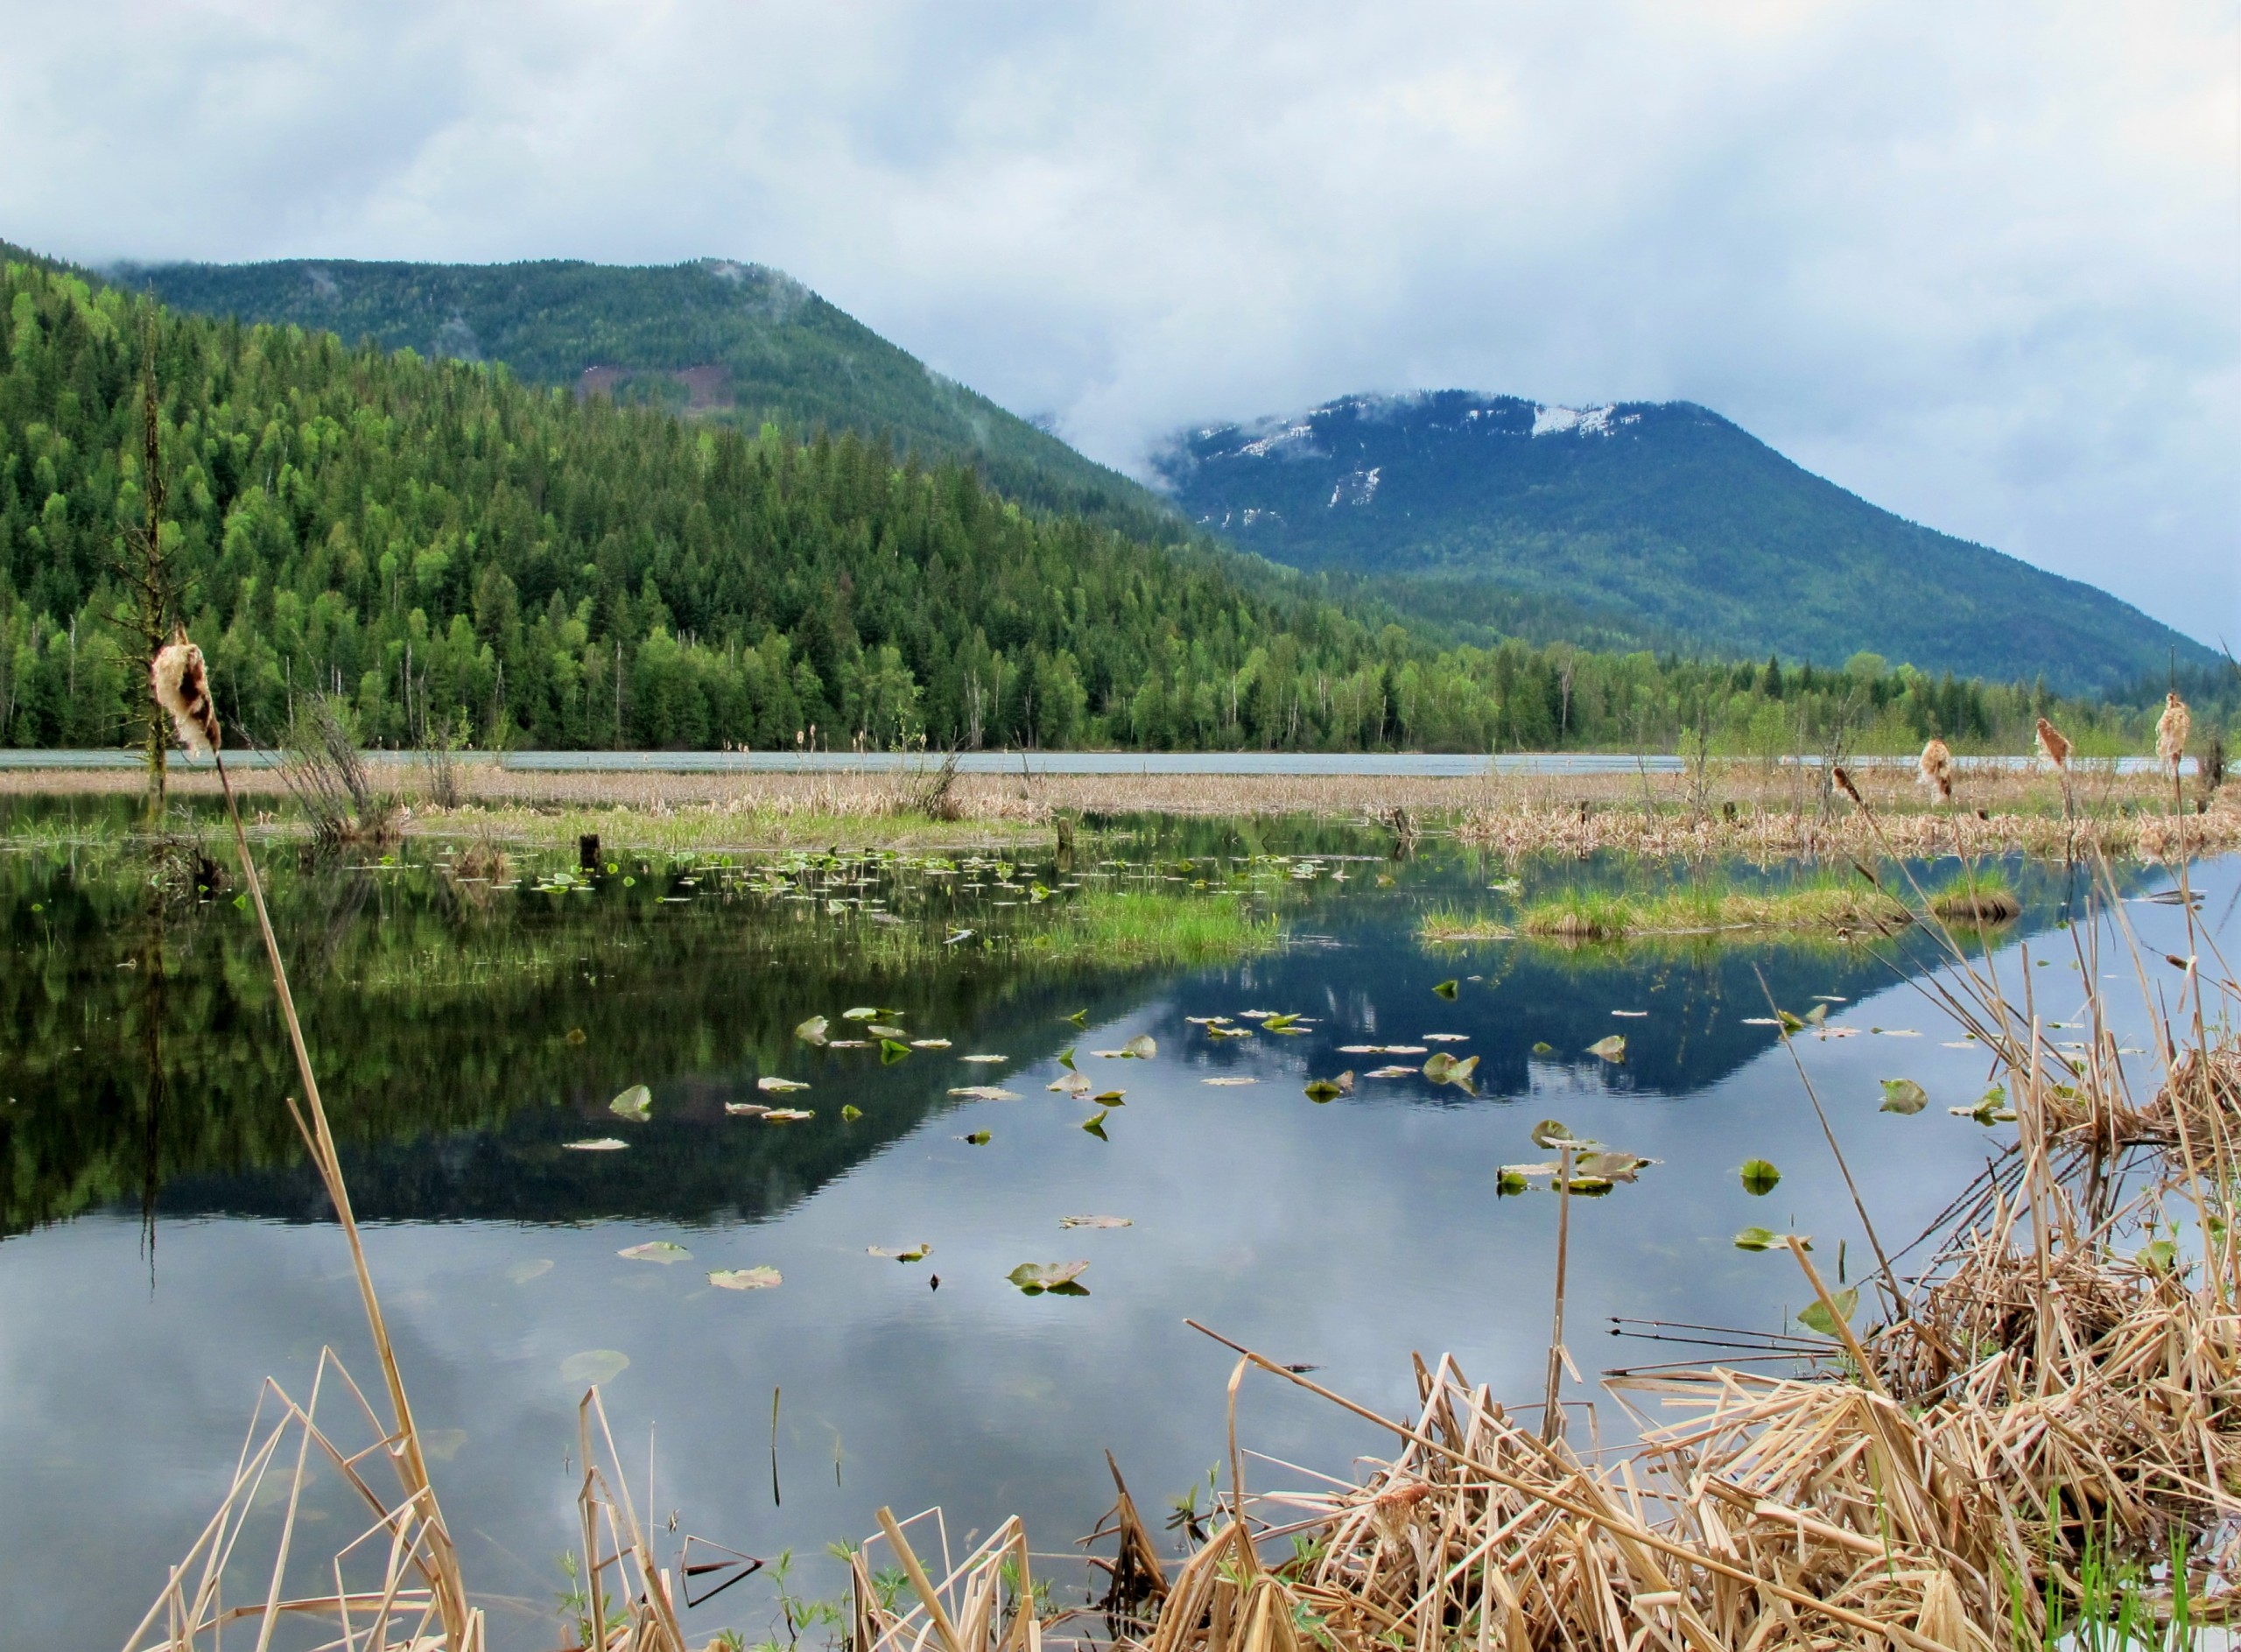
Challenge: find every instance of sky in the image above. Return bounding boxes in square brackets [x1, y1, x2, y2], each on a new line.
[3, 0, 2236, 648]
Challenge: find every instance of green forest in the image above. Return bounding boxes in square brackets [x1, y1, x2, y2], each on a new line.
[1, 251, 2230, 758]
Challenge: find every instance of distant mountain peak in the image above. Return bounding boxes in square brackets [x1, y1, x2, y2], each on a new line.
[1158, 387, 2209, 692]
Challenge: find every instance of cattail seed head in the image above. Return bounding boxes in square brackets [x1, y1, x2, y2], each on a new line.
[1917, 737, 1955, 802]
[151, 629, 221, 756]
[2157, 692, 2191, 774]
[1832, 765, 1863, 806]
[2034, 716, 2070, 773]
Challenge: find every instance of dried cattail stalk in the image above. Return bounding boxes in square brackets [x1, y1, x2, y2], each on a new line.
[2034, 716, 2070, 772]
[1918, 737, 1955, 801]
[2157, 692, 2191, 775]
[1832, 765, 1863, 806]
[150, 629, 220, 756]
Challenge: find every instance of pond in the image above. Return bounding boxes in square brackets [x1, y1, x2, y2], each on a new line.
[0, 801, 2229, 1648]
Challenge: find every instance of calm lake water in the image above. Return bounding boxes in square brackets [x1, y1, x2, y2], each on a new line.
[0, 802, 2230, 1648]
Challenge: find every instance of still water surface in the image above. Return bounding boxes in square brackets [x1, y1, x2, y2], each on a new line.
[0, 805, 2229, 1647]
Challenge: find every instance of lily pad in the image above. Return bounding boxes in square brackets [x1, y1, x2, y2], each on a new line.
[609, 1085, 653, 1121]
[1365, 1065, 1416, 1079]
[1732, 1227, 1781, 1252]
[795, 1016, 830, 1045]
[963, 1130, 993, 1144]
[1423, 1033, 1470, 1043]
[1123, 1034, 1158, 1059]
[949, 1086, 1019, 1100]
[868, 1244, 931, 1262]
[1060, 1215, 1133, 1229]
[1572, 1150, 1650, 1182]
[1879, 1079, 1928, 1115]
[1050, 1072, 1092, 1096]
[1081, 1110, 1111, 1140]
[1058, 1046, 1078, 1069]
[1585, 1035, 1627, 1061]
[1530, 1041, 1554, 1055]
[1796, 1285, 1859, 1338]
[1433, 979, 1460, 999]
[842, 1008, 881, 1021]
[1531, 1119, 1583, 1149]
[1008, 1261, 1089, 1294]
[1739, 1158, 1782, 1195]
[559, 1349, 629, 1387]
[619, 1241, 692, 1264]
[1202, 1076, 1258, 1086]
[1094, 1090, 1127, 1105]
[758, 1076, 811, 1093]
[724, 1102, 770, 1117]
[564, 1137, 629, 1151]
[1303, 1078, 1344, 1101]
[762, 1107, 814, 1122]
[958, 1054, 1009, 1065]
[841, 1105, 864, 1121]
[910, 1038, 952, 1050]
[879, 1039, 911, 1063]
[867, 1024, 909, 1039]
[708, 1267, 783, 1290]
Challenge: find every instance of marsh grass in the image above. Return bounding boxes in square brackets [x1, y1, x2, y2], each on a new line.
[1930, 863, 2023, 925]
[1421, 871, 1910, 943]
[1019, 889, 1282, 967]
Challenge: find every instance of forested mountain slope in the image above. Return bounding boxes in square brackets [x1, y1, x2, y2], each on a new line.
[0, 247, 2200, 755]
[1156, 392, 2212, 694]
[116, 255, 1175, 537]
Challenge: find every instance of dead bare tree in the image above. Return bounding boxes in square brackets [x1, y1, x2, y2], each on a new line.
[108, 316, 190, 826]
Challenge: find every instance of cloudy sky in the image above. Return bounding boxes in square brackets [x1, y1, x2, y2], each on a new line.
[4, 0, 2235, 645]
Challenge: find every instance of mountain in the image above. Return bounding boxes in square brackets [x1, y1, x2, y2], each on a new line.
[1154, 391, 2212, 693]
[111, 255, 1176, 538]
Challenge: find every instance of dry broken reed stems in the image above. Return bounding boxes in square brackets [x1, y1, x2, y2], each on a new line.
[131, 639, 481, 1651]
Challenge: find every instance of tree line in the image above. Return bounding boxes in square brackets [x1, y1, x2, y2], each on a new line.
[2, 256, 2228, 758]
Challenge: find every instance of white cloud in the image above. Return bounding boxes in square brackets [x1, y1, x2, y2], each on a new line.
[3, 0, 2233, 644]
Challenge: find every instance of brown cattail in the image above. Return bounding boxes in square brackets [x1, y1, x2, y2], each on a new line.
[151, 629, 221, 756]
[1917, 736, 1954, 802]
[1832, 765, 1863, 806]
[2157, 692, 2191, 775]
[2034, 716, 2070, 772]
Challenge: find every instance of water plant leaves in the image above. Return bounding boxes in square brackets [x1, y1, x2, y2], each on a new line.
[609, 1085, 653, 1121]
[1952, 1085, 2014, 1125]
[1433, 980, 1460, 999]
[1008, 1261, 1088, 1294]
[1571, 1151, 1649, 1182]
[1050, 1072, 1092, 1095]
[2138, 1239, 2178, 1273]
[1123, 1034, 1157, 1059]
[761, 1107, 814, 1122]
[1202, 1076, 1257, 1086]
[1775, 1010, 1805, 1034]
[879, 1039, 910, 1064]
[842, 1008, 880, 1021]
[795, 1016, 830, 1045]
[841, 1105, 863, 1121]
[910, 1038, 952, 1050]
[1065, 1009, 1088, 1025]
[758, 1076, 811, 1093]
[1530, 1119, 1580, 1148]
[724, 1102, 770, 1117]
[559, 1349, 629, 1387]
[868, 1024, 909, 1040]
[1060, 1215, 1132, 1229]
[565, 1137, 629, 1151]
[1585, 1035, 1626, 1061]
[1423, 1033, 1470, 1043]
[1081, 1110, 1110, 1140]
[963, 1131, 992, 1144]
[868, 1244, 931, 1262]
[1058, 1046, 1078, 1070]
[619, 1241, 691, 1264]
[959, 1054, 1009, 1065]
[1422, 1052, 1458, 1082]
[1879, 1079, 1928, 1115]
[1732, 1227, 1779, 1252]
[1303, 1078, 1344, 1101]
[1497, 1170, 1528, 1195]
[949, 1086, 1019, 1100]
[565, 1027, 587, 1046]
[1530, 1041, 1554, 1055]
[1093, 1091, 1127, 1105]
[708, 1267, 783, 1290]
[1796, 1285, 1859, 1337]
[1262, 1013, 1303, 1031]
[1739, 1159, 1781, 1195]
[1365, 1065, 1416, 1079]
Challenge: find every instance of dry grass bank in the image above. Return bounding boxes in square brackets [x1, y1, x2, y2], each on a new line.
[8, 757, 2234, 859]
